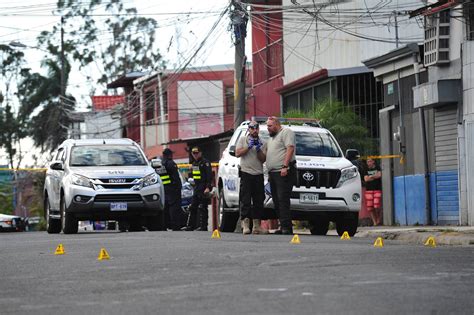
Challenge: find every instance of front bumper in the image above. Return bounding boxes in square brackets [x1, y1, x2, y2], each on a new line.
[264, 181, 361, 213]
[64, 184, 164, 220]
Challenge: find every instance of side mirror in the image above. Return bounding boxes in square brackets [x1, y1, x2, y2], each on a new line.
[345, 149, 360, 161]
[50, 161, 64, 171]
[150, 158, 162, 169]
[229, 145, 236, 157]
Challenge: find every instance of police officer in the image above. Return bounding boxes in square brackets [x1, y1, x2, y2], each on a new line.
[182, 146, 213, 231]
[158, 148, 185, 231]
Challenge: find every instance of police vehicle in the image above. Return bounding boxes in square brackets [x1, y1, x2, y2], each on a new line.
[217, 118, 362, 236]
[43, 138, 165, 234]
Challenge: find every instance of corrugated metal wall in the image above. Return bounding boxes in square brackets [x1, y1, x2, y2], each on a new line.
[434, 105, 459, 224]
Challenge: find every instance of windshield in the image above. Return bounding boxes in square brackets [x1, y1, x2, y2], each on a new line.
[295, 131, 341, 157]
[258, 129, 341, 157]
[70, 145, 147, 166]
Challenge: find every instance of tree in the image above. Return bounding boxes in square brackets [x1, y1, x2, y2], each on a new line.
[0, 44, 27, 168]
[284, 99, 377, 155]
[45, 0, 165, 88]
[17, 0, 165, 153]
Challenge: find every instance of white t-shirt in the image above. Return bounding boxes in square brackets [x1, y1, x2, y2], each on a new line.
[264, 127, 296, 172]
[236, 134, 265, 175]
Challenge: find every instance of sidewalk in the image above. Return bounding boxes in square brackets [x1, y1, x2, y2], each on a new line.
[341, 226, 474, 246]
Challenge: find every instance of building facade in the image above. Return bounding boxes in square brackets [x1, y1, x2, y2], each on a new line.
[364, 0, 474, 226]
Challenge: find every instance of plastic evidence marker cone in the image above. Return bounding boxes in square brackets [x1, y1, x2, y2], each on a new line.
[54, 244, 65, 255]
[373, 237, 384, 248]
[290, 234, 301, 244]
[424, 236, 437, 247]
[98, 248, 111, 260]
[211, 229, 221, 239]
[340, 231, 351, 240]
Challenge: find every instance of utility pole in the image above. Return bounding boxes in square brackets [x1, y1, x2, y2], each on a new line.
[231, 0, 248, 128]
[60, 16, 65, 105]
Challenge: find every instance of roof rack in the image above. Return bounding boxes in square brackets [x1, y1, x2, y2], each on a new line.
[250, 116, 322, 128]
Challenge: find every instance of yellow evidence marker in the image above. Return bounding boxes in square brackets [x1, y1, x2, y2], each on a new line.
[290, 234, 301, 244]
[424, 236, 437, 247]
[54, 244, 65, 255]
[98, 248, 111, 260]
[211, 229, 221, 239]
[373, 237, 384, 248]
[340, 231, 351, 240]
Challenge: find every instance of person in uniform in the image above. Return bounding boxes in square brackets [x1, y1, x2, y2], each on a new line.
[235, 120, 268, 234]
[159, 148, 185, 231]
[182, 146, 213, 231]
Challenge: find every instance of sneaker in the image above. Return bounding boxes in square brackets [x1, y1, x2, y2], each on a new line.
[242, 218, 251, 235]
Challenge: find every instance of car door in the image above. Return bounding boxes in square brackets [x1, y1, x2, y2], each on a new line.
[222, 129, 245, 207]
[49, 147, 66, 210]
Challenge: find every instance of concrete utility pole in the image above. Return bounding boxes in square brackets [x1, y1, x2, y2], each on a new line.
[60, 16, 65, 105]
[231, 0, 248, 129]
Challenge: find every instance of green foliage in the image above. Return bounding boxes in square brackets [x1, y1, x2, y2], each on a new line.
[15, 0, 166, 153]
[0, 45, 27, 168]
[0, 182, 14, 215]
[284, 99, 377, 155]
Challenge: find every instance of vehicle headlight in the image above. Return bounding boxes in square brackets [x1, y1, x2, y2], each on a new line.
[70, 174, 93, 188]
[142, 172, 159, 187]
[336, 166, 358, 188]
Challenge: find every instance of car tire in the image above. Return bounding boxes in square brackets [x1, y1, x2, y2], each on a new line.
[128, 219, 144, 232]
[118, 220, 128, 232]
[146, 213, 164, 231]
[61, 198, 78, 234]
[309, 217, 329, 235]
[336, 212, 358, 237]
[218, 189, 238, 233]
[45, 197, 61, 234]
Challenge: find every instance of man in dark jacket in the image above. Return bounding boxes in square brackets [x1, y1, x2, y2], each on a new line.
[159, 148, 185, 231]
[182, 146, 213, 231]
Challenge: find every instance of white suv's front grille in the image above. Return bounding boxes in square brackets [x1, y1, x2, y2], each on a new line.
[295, 169, 341, 189]
[92, 178, 140, 189]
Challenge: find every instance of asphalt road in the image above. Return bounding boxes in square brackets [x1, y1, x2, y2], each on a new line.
[1, 230, 473, 315]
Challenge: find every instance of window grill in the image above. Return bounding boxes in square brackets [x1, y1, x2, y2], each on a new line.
[424, 10, 451, 66]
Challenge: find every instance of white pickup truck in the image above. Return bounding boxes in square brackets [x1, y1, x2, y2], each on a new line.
[217, 119, 361, 236]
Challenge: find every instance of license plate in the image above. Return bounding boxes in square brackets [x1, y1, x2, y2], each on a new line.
[110, 202, 127, 211]
[300, 193, 319, 204]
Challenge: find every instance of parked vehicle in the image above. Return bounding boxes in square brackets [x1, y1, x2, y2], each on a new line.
[0, 213, 26, 232]
[43, 138, 165, 234]
[217, 119, 362, 236]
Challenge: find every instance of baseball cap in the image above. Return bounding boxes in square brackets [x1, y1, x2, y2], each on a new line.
[191, 146, 200, 153]
[162, 148, 173, 156]
[248, 121, 259, 129]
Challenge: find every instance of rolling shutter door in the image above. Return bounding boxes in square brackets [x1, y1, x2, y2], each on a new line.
[434, 105, 459, 224]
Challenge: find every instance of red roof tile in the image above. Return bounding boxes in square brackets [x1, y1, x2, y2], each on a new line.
[91, 95, 125, 111]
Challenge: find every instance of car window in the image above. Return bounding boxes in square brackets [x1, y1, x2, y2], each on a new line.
[70, 145, 147, 166]
[229, 129, 244, 147]
[295, 131, 341, 157]
[55, 148, 65, 161]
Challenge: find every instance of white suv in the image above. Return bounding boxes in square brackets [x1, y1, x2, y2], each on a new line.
[217, 120, 361, 236]
[43, 138, 164, 234]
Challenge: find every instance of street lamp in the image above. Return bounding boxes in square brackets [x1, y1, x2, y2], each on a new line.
[8, 37, 65, 104]
[8, 41, 28, 49]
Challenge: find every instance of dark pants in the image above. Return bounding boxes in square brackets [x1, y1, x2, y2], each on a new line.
[268, 170, 295, 231]
[187, 189, 209, 230]
[164, 188, 185, 230]
[239, 172, 265, 220]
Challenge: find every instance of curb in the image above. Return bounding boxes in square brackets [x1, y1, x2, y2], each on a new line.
[355, 230, 474, 246]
